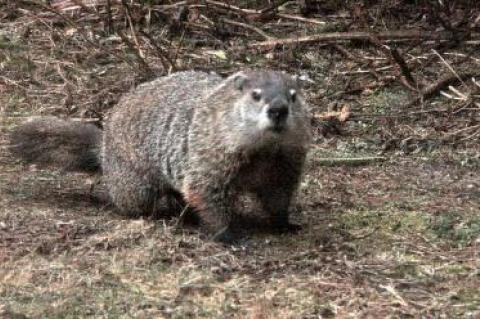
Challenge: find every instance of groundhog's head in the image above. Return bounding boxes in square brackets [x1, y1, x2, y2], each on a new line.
[218, 70, 312, 151]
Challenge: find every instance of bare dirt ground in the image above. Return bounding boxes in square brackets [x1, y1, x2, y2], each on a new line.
[1, 121, 480, 318]
[1, 1, 480, 318]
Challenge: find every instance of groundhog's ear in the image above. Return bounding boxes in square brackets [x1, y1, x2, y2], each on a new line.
[232, 73, 248, 91]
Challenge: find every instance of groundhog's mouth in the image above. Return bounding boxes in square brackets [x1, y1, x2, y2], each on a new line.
[268, 124, 286, 133]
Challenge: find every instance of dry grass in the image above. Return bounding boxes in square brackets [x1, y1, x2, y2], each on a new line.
[2, 134, 480, 317]
[1, 1, 480, 318]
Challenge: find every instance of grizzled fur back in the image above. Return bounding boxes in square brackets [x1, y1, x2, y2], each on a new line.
[102, 70, 312, 241]
[10, 117, 102, 172]
[102, 71, 224, 191]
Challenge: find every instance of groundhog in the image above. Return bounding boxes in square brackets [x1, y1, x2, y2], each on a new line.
[10, 70, 312, 242]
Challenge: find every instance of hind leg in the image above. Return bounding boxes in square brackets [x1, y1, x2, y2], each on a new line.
[103, 156, 166, 217]
[106, 170, 161, 217]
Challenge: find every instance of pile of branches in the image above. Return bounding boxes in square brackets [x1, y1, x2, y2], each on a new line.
[1, 0, 479, 145]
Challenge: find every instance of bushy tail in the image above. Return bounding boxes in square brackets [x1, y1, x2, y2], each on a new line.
[10, 116, 102, 173]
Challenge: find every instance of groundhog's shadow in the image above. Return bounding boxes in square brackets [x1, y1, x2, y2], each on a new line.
[160, 194, 304, 237]
[12, 175, 306, 239]
[11, 184, 112, 212]
[147, 195, 285, 236]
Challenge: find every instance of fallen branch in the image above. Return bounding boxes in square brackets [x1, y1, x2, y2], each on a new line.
[368, 35, 418, 92]
[116, 30, 153, 76]
[121, 0, 145, 58]
[222, 18, 274, 40]
[406, 72, 480, 107]
[243, 30, 473, 51]
[276, 13, 326, 25]
[174, 204, 191, 230]
[312, 156, 387, 167]
[258, 0, 289, 13]
[431, 49, 464, 84]
[203, 0, 288, 21]
[333, 44, 383, 81]
[442, 124, 480, 139]
[203, 0, 257, 16]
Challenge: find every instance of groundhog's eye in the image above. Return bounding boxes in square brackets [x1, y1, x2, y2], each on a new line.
[251, 89, 262, 101]
[289, 89, 297, 103]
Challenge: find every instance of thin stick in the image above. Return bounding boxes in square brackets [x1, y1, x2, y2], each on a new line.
[138, 30, 175, 72]
[277, 13, 326, 25]
[175, 204, 191, 230]
[443, 124, 480, 138]
[117, 30, 152, 75]
[204, 0, 257, 15]
[121, 0, 144, 58]
[258, 0, 291, 14]
[407, 72, 480, 107]
[106, 0, 113, 34]
[368, 35, 418, 92]
[311, 157, 387, 167]
[431, 49, 465, 85]
[244, 30, 470, 50]
[222, 18, 274, 40]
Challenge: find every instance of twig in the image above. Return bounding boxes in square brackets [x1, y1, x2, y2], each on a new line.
[342, 78, 397, 95]
[116, 30, 152, 76]
[368, 35, 418, 92]
[338, 67, 394, 75]
[447, 85, 468, 100]
[333, 44, 383, 81]
[152, 1, 188, 11]
[431, 49, 465, 84]
[137, 30, 175, 72]
[243, 30, 466, 51]
[121, 0, 144, 58]
[171, 29, 186, 73]
[175, 204, 191, 230]
[459, 129, 480, 141]
[204, 0, 257, 16]
[69, 0, 97, 15]
[332, 44, 364, 64]
[388, 47, 418, 90]
[106, 0, 113, 34]
[312, 157, 387, 167]
[379, 284, 409, 308]
[222, 18, 274, 40]
[193, 0, 289, 18]
[276, 13, 326, 25]
[407, 72, 480, 107]
[473, 77, 480, 89]
[0, 76, 29, 90]
[443, 124, 480, 138]
[258, 0, 290, 14]
[350, 226, 381, 240]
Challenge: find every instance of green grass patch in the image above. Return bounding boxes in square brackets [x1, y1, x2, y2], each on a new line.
[429, 212, 480, 248]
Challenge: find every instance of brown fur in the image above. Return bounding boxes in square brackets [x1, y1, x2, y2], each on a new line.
[9, 70, 312, 243]
[10, 116, 101, 172]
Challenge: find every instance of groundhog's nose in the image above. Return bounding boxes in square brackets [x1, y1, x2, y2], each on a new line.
[267, 100, 289, 124]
